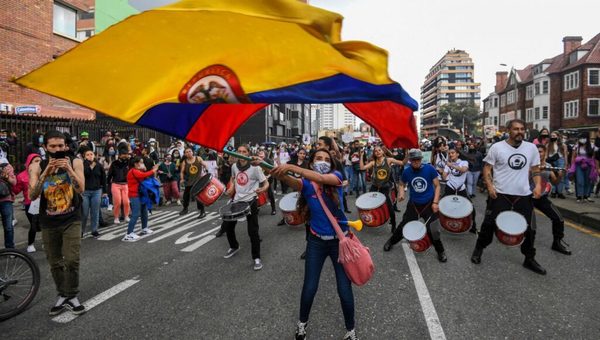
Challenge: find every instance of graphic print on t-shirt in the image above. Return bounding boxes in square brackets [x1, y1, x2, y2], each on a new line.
[450, 167, 462, 177]
[508, 154, 527, 170]
[411, 177, 428, 193]
[377, 169, 388, 180]
[236, 172, 249, 186]
[43, 173, 75, 216]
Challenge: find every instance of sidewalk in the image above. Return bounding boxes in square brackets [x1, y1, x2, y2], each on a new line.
[550, 192, 600, 231]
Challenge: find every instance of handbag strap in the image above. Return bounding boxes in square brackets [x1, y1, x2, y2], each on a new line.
[311, 181, 346, 240]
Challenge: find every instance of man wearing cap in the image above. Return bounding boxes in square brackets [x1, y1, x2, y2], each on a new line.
[383, 148, 447, 263]
[78, 131, 95, 154]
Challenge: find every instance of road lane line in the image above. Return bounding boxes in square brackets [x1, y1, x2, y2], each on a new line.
[402, 243, 447, 340]
[148, 214, 219, 243]
[52, 279, 140, 323]
[98, 212, 200, 241]
[82, 211, 173, 239]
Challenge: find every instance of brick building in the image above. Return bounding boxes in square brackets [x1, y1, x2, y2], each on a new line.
[0, 0, 95, 119]
[483, 34, 600, 136]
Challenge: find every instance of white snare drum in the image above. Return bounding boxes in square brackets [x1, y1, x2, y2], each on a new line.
[495, 211, 527, 247]
[438, 195, 473, 234]
[279, 192, 304, 226]
[356, 192, 389, 228]
[403, 221, 431, 253]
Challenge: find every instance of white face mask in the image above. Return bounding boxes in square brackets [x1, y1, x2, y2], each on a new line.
[312, 161, 331, 174]
[579, 138, 587, 144]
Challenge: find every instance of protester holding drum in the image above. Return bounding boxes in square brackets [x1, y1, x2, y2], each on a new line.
[222, 145, 269, 271]
[180, 147, 209, 219]
[383, 149, 447, 263]
[358, 145, 405, 232]
[270, 148, 358, 340]
[471, 119, 547, 275]
[440, 147, 477, 234]
[531, 144, 571, 255]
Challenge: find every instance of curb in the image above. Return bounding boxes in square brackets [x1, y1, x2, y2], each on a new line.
[555, 205, 600, 232]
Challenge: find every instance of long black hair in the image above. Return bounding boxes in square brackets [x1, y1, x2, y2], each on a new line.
[297, 149, 340, 221]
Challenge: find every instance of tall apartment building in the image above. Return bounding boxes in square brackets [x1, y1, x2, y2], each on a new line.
[318, 104, 356, 131]
[482, 34, 600, 135]
[420, 49, 481, 137]
[0, 0, 96, 119]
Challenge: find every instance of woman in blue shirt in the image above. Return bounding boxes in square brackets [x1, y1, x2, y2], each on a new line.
[271, 149, 358, 340]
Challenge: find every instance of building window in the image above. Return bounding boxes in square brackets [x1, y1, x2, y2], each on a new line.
[500, 95, 506, 107]
[493, 116, 498, 126]
[507, 90, 516, 105]
[534, 82, 540, 96]
[526, 108, 533, 122]
[542, 106, 548, 119]
[493, 97, 498, 107]
[564, 71, 579, 91]
[564, 100, 579, 118]
[589, 69, 600, 86]
[526, 85, 533, 100]
[500, 114, 506, 126]
[534, 107, 540, 120]
[53, 2, 77, 39]
[542, 80, 549, 94]
[588, 99, 600, 116]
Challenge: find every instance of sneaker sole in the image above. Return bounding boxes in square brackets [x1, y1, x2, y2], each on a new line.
[254, 265, 263, 271]
[223, 249, 240, 259]
[49, 307, 66, 316]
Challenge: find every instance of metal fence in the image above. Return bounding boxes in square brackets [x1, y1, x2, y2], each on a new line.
[1, 113, 173, 170]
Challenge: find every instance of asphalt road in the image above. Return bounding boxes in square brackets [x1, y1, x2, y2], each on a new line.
[1, 192, 599, 339]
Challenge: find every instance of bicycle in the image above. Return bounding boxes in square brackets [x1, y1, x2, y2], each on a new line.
[0, 248, 40, 321]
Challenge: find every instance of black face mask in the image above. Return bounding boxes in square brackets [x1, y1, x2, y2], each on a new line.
[550, 137, 558, 142]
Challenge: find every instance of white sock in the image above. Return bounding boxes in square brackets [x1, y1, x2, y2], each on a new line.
[55, 296, 67, 307]
[68, 297, 81, 307]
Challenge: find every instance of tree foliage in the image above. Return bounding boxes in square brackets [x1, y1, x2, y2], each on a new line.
[438, 102, 480, 134]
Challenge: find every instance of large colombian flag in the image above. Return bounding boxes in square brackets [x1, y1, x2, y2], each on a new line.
[15, 0, 419, 149]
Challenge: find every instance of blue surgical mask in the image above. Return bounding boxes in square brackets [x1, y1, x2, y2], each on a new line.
[313, 161, 331, 174]
[38, 136, 44, 144]
[108, 150, 116, 156]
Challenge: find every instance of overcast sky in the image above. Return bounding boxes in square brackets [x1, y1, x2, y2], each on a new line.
[130, 0, 599, 108]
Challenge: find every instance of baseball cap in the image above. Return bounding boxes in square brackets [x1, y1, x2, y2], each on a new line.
[80, 131, 89, 137]
[408, 148, 423, 160]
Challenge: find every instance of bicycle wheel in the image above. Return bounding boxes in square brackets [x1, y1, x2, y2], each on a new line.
[0, 249, 41, 321]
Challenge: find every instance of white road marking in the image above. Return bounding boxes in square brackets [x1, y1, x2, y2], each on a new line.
[148, 214, 219, 243]
[402, 243, 447, 340]
[180, 234, 217, 252]
[98, 212, 199, 241]
[82, 211, 173, 238]
[52, 279, 140, 323]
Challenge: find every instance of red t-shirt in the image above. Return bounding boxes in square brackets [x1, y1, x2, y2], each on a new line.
[127, 168, 155, 198]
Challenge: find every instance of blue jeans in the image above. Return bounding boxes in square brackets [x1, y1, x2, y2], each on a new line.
[81, 189, 102, 234]
[551, 158, 565, 194]
[344, 166, 354, 194]
[466, 171, 481, 196]
[575, 165, 591, 198]
[0, 201, 14, 248]
[300, 234, 355, 331]
[352, 170, 366, 195]
[127, 197, 148, 234]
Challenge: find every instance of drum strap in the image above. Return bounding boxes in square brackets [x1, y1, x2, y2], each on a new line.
[412, 202, 431, 219]
[499, 194, 521, 208]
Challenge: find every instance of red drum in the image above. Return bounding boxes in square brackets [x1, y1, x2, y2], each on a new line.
[438, 195, 473, 234]
[356, 192, 389, 228]
[403, 221, 431, 253]
[257, 191, 268, 207]
[279, 192, 305, 226]
[495, 211, 527, 247]
[191, 174, 225, 206]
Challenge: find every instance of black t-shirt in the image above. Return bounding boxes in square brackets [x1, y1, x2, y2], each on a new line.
[39, 158, 81, 228]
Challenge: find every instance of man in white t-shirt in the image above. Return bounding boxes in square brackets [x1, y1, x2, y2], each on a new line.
[471, 119, 546, 275]
[442, 147, 477, 233]
[222, 145, 269, 271]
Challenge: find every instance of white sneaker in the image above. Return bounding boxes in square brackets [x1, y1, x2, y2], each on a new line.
[343, 329, 359, 340]
[140, 228, 153, 235]
[176, 200, 182, 206]
[12, 219, 17, 227]
[26, 244, 36, 253]
[253, 258, 263, 271]
[107, 204, 113, 211]
[114, 218, 120, 224]
[164, 201, 171, 206]
[122, 233, 139, 242]
[125, 216, 131, 222]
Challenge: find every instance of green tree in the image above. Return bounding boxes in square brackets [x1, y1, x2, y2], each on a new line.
[438, 102, 480, 135]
